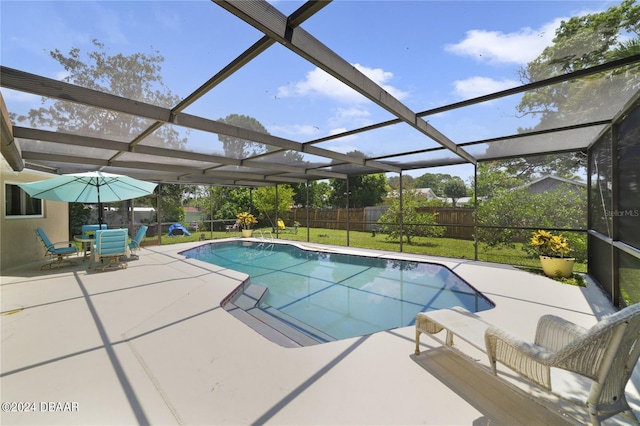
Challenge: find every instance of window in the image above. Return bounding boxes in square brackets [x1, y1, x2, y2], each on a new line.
[5, 183, 43, 218]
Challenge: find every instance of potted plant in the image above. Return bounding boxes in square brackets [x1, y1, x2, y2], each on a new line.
[236, 212, 258, 237]
[530, 230, 575, 278]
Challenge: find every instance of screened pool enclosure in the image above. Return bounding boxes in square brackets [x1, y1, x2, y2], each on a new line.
[1, 0, 639, 307]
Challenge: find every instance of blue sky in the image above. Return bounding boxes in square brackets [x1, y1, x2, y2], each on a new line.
[1, 0, 615, 182]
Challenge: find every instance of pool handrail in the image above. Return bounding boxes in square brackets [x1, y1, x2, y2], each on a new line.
[256, 230, 274, 241]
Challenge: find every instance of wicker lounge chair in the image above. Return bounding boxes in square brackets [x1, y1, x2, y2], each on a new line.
[485, 303, 640, 425]
[416, 304, 640, 425]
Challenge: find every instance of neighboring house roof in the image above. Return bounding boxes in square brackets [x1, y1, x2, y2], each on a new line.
[519, 175, 586, 195]
[387, 188, 441, 200]
[413, 188, 441, 200]
[527, 175, 586, 187]
[443, 196, 475, 205]
[388, 188, 478, 206]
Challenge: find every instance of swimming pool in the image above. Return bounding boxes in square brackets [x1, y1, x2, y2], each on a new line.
[181, 240, 494, 346]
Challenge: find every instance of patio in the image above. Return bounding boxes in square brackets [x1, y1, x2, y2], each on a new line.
[1, 1, 640, 424]
[2, 239, 638, 425]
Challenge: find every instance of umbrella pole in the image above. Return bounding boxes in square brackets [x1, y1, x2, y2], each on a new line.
[97, 185, 103, 228]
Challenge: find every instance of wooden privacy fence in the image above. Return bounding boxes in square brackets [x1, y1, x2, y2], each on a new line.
[418, 207, 475, 239]
[288, 206, 475, 240]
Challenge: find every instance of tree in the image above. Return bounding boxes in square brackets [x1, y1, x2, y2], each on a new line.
[180, 185, 203, 206]
[472, 153, 587, 205]
[291, 181, 332, 208]
[477, 184, 587, 261]
[217, 114, 272, 159]
[387, 175, 414, 191]
[517, 0, 640, 125]
[20, 40, 186, 150]
[151, 184, 185, 223]
[443, 178, 468, 207]
[196, 186, 253, 230]
[69, 203, 92, 237]
[487, 153, 587, 183]
[329, 173, 388, 208]
[253, 185, 295, 227]
[472, 162, 527, 200]
[18, 40, 188, 229]
[378, 190, 443, 244]
[413, 173, 462, 197]
[519, 0, 639, 89]
[486, 1, 640, 176]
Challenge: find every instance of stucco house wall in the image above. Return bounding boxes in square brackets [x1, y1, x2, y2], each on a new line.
[1, 157, 70, 271]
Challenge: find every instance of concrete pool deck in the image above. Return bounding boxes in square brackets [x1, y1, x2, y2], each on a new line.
[1, 238, 639, 425]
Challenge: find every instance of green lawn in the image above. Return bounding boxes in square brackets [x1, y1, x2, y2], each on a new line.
[621, 266, 640, 306]
[144, 226, 587, 273]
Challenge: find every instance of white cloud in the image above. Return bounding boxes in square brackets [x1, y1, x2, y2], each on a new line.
[445, 18, 563, 65]
[267, 107, 372, 140]
[335, 107, 371, 119]
[452, 76, 519, 99]
[328, 107, 371, 127]
[277, 64, 408, 103]
[267, 123, 322, 138]
[55, 70, 71, 81]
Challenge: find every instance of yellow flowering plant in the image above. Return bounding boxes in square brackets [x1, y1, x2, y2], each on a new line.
[530, 230, 573, 258]
[236, 212, 258, 230]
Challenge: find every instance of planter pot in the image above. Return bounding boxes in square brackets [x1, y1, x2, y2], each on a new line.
[540, 256, 575, 278]
[241, 229, 253, 238]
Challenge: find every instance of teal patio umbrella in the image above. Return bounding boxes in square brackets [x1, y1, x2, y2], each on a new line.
[19, 171, 157, 226]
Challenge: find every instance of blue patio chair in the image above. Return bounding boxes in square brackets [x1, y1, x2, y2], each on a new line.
[35, 227, 78, 270]
[78, 224, 107, 260]
[128, 225, 148, 259]
[93, 229, 129, 271]
[81, 224, 107, 239]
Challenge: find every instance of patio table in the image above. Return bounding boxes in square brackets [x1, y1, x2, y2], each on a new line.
[73, 235, 94, 263]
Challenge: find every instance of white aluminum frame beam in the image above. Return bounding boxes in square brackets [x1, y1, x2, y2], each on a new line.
[215, 0, 476, 165]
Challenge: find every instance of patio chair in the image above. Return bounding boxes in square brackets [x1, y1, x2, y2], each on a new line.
[81, 224, 107, 239]
[78, 224, 107, 259]
[35, 227, 78, 270]
[276, 219, 298, 234]
[226, 221, 239, 232]
[485, 303, 640, 425]
[93, 228, 129, 271]
[128, 225, 148, 259]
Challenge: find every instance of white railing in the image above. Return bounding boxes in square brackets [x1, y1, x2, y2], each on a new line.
[255, 229, 274, 242]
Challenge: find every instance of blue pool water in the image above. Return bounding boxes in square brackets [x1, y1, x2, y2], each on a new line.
[181, 241, 494, 344]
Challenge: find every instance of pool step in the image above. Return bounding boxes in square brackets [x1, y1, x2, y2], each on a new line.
[223, 282, 335, 347]
[245, 307, 327, 347]
[257, 306, 335, 344]
[232, 283, 268, 310]
[224, 303, 304, 348]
